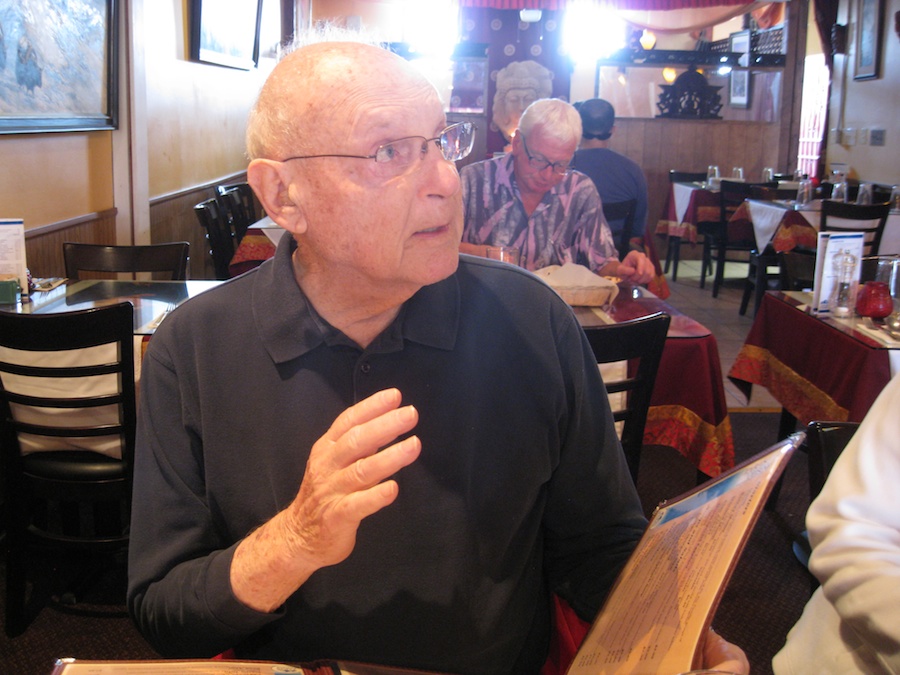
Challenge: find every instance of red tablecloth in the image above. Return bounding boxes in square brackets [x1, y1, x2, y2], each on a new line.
[729, 291, 893, 423]
[577, 293, 734, 478]
[727, 201, 818, 253]
[655, 182, 720, 243]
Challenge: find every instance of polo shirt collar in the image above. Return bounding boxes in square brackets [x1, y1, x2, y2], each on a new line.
[252, 234, 460, 364]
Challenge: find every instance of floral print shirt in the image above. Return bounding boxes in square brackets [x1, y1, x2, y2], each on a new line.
[460, 153, 618, 272]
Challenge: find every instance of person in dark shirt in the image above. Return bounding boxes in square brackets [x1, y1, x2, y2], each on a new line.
[571, 98, 650, 257]
[127, 32, 748, 675]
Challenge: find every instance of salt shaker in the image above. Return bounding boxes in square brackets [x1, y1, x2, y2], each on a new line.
[830, 248, 859, 317]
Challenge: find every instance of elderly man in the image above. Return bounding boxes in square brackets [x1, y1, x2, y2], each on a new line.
[127, 35, 746, 675]
[461, 98, 654, 284]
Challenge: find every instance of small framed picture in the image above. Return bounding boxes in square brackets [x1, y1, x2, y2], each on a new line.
[854, 0, 884, 80]
[729, 29, 751, 67]
[730, 70, 750, 108]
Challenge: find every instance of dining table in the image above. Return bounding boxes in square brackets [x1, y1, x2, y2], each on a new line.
[729, 289, 900, 436]
[2, 279, 224, 359]
[728, 199, 900, 255]
[655, 181, 720, 245]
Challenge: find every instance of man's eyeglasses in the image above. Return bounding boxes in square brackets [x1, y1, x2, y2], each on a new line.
[519, 133, 571, 176]
[280, 122, 476, 178]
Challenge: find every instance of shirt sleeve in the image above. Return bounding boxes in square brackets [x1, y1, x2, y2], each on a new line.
[806, 373, 900, 673]
[126, 339, 281, 657]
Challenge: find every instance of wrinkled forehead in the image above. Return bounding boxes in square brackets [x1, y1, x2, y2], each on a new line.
[285, 43, 443, 141]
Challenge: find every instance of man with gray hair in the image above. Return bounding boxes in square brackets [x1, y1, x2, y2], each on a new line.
[461, 98, 654, 283]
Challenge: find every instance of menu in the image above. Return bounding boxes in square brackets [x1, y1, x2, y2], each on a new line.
[0, 218, 28, 296]
[566, 434, 801, 675]
[811, 231, 865, 315]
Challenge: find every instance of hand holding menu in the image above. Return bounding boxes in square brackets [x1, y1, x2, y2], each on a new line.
[566, 434, 801, 675]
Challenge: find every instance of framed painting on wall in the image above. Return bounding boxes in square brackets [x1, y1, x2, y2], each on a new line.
[730, 70, 750, 108]
[0, 0, 118, 134]
[190, 0, 264, 70]
[729, 29, 751, 67]
[854, 0, 884, 80]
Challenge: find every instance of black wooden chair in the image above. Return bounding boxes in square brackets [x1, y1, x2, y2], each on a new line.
[663, 170, 708, 281]
[791, 421, 860, 582]
[777, 249, 817, 291]
[194, 197, 236, 280]
[820, 200, 891, 257]
[583, 312, 671, 483]
[63, 242, 190, 281]
[216, 183, 258, 245]
[737, 184, 795, 316]
[602, 198, 638, 261]
[0, 302, 136, 636]
[706, 180, 778, 298]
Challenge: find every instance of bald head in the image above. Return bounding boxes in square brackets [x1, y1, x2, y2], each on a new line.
[246, 41, 438, 161]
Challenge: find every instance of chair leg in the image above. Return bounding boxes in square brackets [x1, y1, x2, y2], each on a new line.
[712, 242, 727, 297]
[665, 236, 681, 281]
[739, 255, 757, 316]
[5, 537, 28, 637]
[700, 238, 710, 289]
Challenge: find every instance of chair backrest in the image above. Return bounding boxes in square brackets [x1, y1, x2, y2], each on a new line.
[819, 200, 891, 257]
[805, 421, 859, 499]
[753, 185, 798, 201]
[777, 249, 817, 291]
[601, 198, 638, 260]
[216, 183, 258, 245]
[0, 302, 136, 520]
[719, 180, 777, 223]
[63, 242, 190, 281]
[216, 182, 258, 222]
[669, 170, 706, 184]
[583, 312, 671, 483]
[194, 197, 236, 280]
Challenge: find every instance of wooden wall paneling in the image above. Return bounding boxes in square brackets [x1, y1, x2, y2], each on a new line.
[24, 209, 118, 278]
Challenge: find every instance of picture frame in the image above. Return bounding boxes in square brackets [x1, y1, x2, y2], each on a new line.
[854, 0, 884, 80]
[0, 0, 118, 134]
[729, 29, 751, 68]
[190, 0, 264, 70]
[730, 70, 750, 108]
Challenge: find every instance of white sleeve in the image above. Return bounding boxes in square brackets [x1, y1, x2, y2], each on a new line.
[807, 373, 900, 673]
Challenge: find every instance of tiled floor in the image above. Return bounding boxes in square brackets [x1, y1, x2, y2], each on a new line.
[657, 257, 781, 411]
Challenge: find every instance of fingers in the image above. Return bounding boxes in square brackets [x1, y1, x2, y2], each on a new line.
[320, 389, 420, 475]
[702, 629, 750, 674]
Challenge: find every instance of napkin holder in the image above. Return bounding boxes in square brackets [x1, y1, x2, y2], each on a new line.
[535, 263, 619, 307]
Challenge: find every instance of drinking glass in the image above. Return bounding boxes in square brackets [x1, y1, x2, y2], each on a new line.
[731, 166, 744, 181]
[891, 185, 900, 211]
[831, 181, 847, 202]
[856, 182, 873, 205]
[796, 179, 813, 206]
[761, 167, 774, 182]
[485, 246, 521, 266]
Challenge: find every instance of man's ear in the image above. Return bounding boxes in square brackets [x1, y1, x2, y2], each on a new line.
[247, 159, 308, 234]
